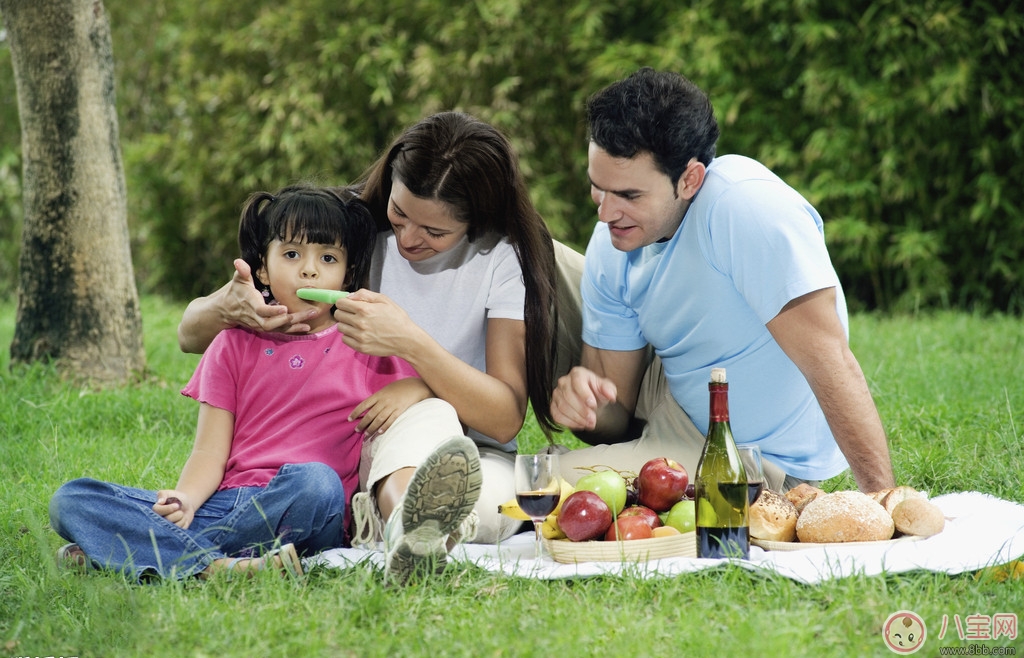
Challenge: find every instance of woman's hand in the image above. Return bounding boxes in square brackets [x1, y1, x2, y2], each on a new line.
[222, 259, 314, 335]
[350, 378, 434, 436]
[178, 259, 316, 353]
[332, 290, 424, 358]
[153, 490, 195, 529]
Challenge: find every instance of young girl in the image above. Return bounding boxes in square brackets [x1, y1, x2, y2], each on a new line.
[49, 183, 480, 581]
[177, 113, 581, 584]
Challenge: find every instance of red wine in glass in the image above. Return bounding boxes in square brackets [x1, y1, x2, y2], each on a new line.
[514, 453, 560, 570]
[747, 481, 764, 506]
[738, 445, 765, 506]
[517, 491, 559, 518]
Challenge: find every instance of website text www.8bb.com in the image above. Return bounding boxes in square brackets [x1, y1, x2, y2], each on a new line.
[938, 646, 1016, 656]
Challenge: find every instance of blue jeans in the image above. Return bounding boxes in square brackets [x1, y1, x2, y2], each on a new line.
[49, 462, 346, 581]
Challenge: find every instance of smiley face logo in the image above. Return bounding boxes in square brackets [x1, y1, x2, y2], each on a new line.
[883, 610, 927, 654]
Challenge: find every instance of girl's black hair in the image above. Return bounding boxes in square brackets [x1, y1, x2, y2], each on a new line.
[238, 183, 375, 297]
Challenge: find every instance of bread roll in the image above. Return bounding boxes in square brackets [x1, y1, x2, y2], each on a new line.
[749, 489, 798, 542]
[796, 491, 895, 543]
[785, 483, 826, 514]
[881, 485, 923, 515]
[891, 498, 945, 537]
[868, 488, 893, 504]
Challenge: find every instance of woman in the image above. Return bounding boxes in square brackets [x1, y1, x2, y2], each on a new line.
[178, 112, 582, 582]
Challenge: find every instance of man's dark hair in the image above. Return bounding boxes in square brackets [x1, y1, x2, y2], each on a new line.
[587, 67, 720, 186]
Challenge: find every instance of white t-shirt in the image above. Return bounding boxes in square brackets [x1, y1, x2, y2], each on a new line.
[370, 231, 525, 451]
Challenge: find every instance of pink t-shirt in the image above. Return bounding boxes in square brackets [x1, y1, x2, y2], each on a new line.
[181, 326, 417, 529]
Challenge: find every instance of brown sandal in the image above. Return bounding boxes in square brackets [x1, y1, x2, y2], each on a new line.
[56, 543, 91, 572]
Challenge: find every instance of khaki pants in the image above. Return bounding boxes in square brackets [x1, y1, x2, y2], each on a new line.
[360, 398, 521, 544]
[556, 357, 817, 493]
[552, 240, 584, 386]
[554, 356, 708, 486]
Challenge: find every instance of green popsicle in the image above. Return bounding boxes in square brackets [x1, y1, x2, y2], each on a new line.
[296, 288, 349, 304]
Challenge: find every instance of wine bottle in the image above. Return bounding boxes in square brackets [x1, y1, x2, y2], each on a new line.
[694, 367, 749, 559]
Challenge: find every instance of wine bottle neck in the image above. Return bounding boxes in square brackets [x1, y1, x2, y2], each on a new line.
[709, 382, 730, 423]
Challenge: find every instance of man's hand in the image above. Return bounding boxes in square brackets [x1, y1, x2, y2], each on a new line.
[550, 366, 618, 431]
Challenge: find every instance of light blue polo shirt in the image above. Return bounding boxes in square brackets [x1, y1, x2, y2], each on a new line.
[581, 154, 850, 480]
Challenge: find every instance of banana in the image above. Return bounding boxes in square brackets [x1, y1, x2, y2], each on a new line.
[497, 499, 531, 521]
[553, 478, 575, 515]
[498, 478, 576, 522]
[541, 513, 566, 539]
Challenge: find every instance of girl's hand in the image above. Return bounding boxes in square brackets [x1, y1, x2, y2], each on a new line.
[332, 290, 423, 357]
[350, 378, 433, 435]
[154, 490, 195, 529]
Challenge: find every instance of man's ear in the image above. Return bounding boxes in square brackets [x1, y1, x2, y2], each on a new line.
[676, 159, 706, 201]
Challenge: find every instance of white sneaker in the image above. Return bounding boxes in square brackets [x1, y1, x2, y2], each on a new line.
[350, 491, 382, 549]
[352, 480, 479, 549]
[383, 436, 481, 585]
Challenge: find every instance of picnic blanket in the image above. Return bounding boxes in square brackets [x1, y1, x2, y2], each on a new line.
[310, 491, 1024, 584]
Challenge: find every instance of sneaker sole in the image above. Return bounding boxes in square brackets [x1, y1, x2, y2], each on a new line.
[388, 436, 482, 582]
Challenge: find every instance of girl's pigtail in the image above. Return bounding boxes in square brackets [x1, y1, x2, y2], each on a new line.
[237, 191, 277, 278]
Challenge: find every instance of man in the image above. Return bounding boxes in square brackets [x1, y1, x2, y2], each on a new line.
[552, 68, 894, 494]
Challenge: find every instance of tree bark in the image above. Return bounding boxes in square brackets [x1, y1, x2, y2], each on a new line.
[1, 0, 144, 383]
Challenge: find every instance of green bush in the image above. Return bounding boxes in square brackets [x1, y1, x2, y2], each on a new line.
[2, 0, 1022, 311]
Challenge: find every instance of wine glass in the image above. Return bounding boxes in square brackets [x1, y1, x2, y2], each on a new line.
[737, 445, 765, 505]
[514, 453, 561, 570]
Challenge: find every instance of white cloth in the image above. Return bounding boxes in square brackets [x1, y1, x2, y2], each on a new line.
[311, 492, 1024, 584]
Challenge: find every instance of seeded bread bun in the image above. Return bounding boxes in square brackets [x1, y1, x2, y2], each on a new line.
[749, 490, 799, 542]
[891, 497, 945, 537]
[785, 483, 827, 514]
[796, 491, 895, 543]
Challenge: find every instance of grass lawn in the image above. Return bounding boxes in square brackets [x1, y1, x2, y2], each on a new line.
[1, 297, 1022, 657]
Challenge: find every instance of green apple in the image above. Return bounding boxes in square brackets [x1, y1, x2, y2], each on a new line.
[696, 498, 717, 527]
[575, 470, 627, 516]
[665, 499, 697, 533]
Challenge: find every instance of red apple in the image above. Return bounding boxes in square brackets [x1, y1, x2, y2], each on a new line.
[618, 505, 663, 530]
[636, 457, 690, 512]
[605, 515, 654, 541]
[557, 491, 612, 542]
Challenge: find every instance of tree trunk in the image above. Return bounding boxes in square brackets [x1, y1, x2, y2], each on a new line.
[1, 0, 144, 383]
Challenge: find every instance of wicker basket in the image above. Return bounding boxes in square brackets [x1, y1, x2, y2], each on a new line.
[545, 531, 697, 563]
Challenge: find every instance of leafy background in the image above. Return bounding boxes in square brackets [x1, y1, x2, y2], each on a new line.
[1, 0, 1022, 312]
